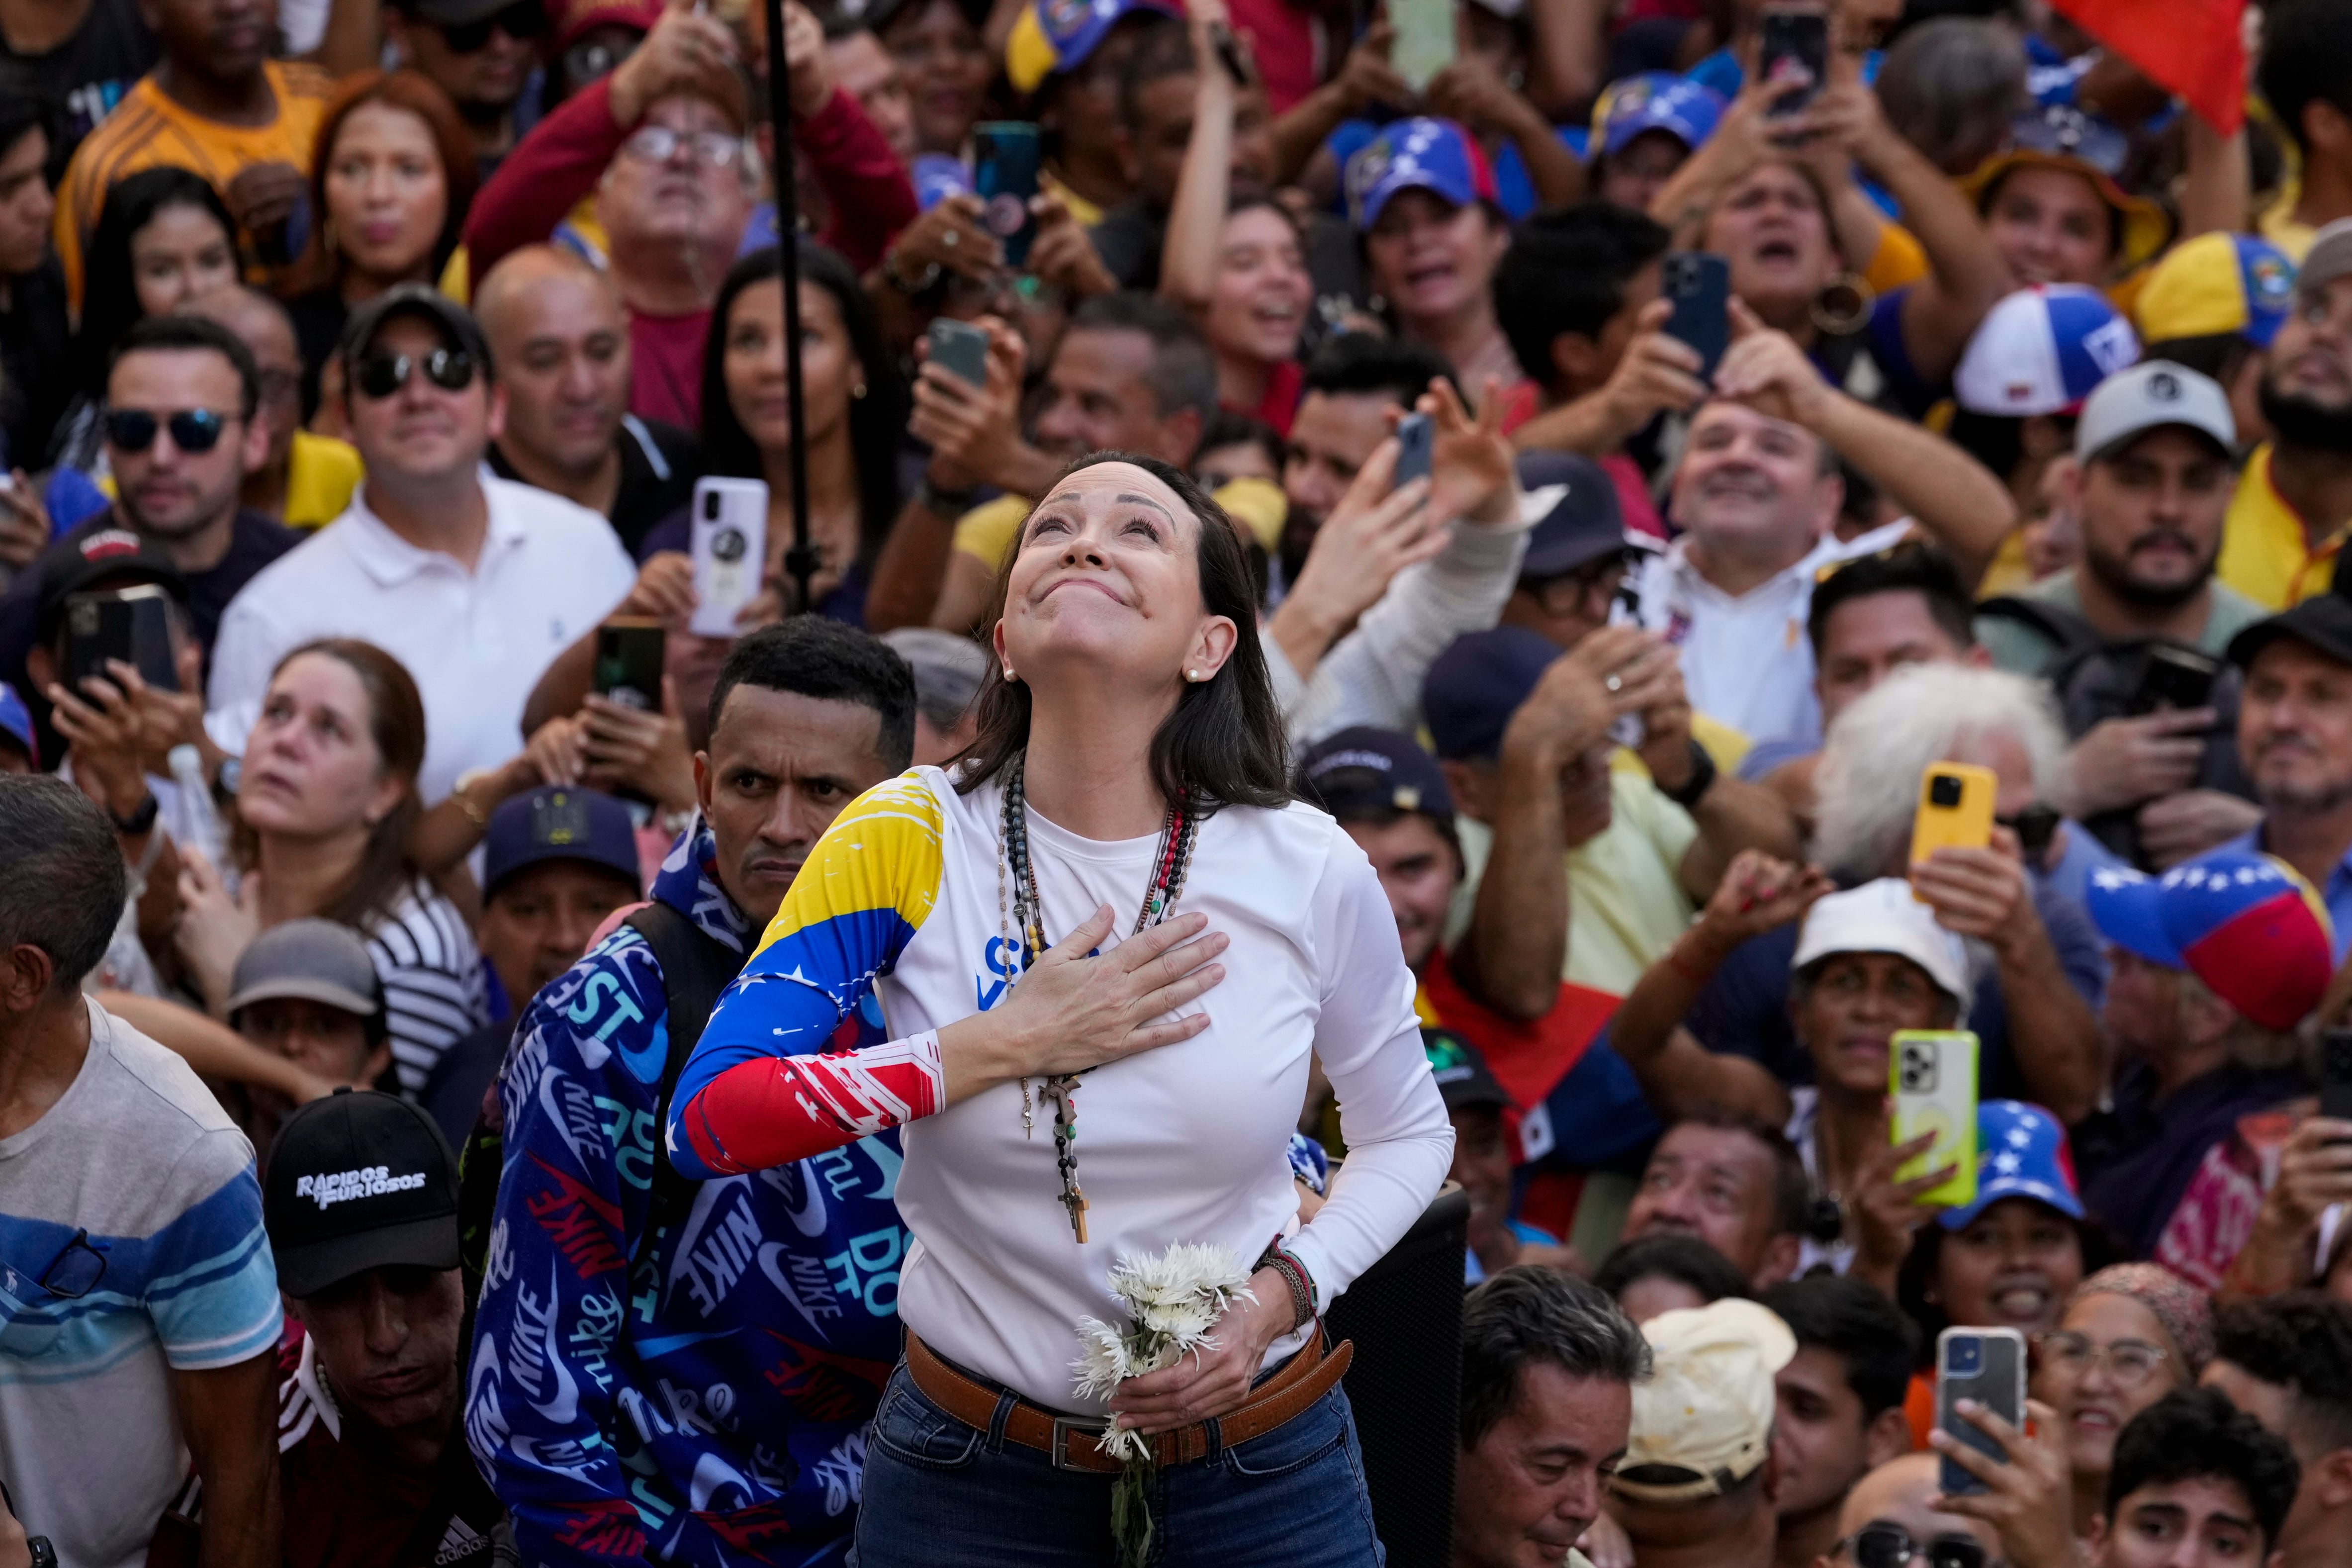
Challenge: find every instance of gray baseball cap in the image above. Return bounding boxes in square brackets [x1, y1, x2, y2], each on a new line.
[227, 919, 383, 1019]
[2074, 360, 2236, 464]
[2301, 217, 2352, 299]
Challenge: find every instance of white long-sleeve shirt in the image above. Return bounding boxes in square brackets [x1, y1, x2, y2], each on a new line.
[680, 767, 1455, 1412]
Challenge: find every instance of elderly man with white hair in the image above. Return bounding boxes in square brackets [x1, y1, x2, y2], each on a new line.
[1613, 664, 2108, 1179]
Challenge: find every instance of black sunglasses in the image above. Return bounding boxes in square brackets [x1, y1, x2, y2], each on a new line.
[439, 0, 544, 51]
[1841, 1523, 1987, 1568]
[104, 408, 229, 454]
[33, 1228, 109, 1300]
[1998, 803, 2062, 861]
[355, 348, 477, 400]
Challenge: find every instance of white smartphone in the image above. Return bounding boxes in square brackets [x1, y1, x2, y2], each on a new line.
[689, 477, 768, 639]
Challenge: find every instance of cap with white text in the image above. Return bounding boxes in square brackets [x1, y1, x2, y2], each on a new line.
[264, 1088, 459, 1297]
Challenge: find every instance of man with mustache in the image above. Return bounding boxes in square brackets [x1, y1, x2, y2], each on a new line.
[2213, 588, 2352, 958]
[1632, 311, 2017, 750]
[2219, 219, 2352, 610]
[1973, 362, 2267, 870]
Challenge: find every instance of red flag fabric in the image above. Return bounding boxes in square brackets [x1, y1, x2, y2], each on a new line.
[2050, 0, 2246, 136]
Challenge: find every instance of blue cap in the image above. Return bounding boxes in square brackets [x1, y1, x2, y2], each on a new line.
[1954, 284, 2140, 417]
[1344, 118, 1499, 231]
[1423, 626, 1560, 762]
[1517, 451, 1630, 578]
[482, 786, 641, 900]
[0, 682, 34, 766]
[2086, 865, 2181, 967]
[1006, 0, 1176, 92]
[1295, 726, 1455, 821]
[1592, 72, 1725, 160]
[2090, 851, 2334, 1031]
[912, 153, 974, 211]
[1938, 1100, 2085, 1231]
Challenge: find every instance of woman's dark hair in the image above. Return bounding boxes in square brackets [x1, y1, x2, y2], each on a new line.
[701, 240, 909, 578]
[75, 167, 239, 398]
[289, 70, 478, 297]
[233, 639, 429, 932]
[1592, 1231, 1753, 1307]
[1895, 1200, 2121, 1366]
[953, 451, 1290, 811]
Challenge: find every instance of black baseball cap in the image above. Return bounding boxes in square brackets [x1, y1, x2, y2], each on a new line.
[1516, 452, 1630, 579]
[340, 282, 495, 380]
[1295, 726, 1455, 821]
[265, 1089, 460, 1297]
[32, 528, 187, 643]
[483, 785, 642, 901]
[1423, 1027, 1509, 1113]
[2227, 590, 2352, 673]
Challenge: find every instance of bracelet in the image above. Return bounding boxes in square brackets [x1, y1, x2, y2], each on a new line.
[451, 786, 489, 830]
[1256, 1246, 1316, 1330]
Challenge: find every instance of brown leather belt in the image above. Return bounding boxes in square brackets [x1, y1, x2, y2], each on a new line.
[904, 1329, 1354, 1474]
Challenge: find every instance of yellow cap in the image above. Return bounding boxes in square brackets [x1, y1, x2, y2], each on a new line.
[1213, 475, 1287, 555]
[1006, 3, 1055, 94]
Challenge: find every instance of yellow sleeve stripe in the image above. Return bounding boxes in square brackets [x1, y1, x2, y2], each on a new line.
[745, 773, 948, 973]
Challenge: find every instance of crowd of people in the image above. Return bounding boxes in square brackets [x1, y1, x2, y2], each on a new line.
[13, 0, 2352, 1558]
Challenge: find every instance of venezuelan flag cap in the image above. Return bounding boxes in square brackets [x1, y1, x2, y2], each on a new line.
[1006, 0, 1176, 94]
[2093, 851, 2334, 1031]
[1344, 117, 1498, 232]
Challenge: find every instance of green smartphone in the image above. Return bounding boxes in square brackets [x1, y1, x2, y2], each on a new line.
[1891, 1029, 1978, 1209]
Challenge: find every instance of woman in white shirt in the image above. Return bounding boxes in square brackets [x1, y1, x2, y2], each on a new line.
[669, 450, 1457, 1564]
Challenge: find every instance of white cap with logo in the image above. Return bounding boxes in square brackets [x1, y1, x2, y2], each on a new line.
[2072, 359, 2237, 464]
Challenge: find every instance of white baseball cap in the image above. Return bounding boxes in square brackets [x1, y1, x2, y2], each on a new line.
[1791, 879, 1972, 1014]
[1615, 1299, 1796, 1504]
[2073, 360, 2237, 464]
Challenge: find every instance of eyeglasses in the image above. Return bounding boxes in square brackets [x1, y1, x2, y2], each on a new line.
[2034, 1331, 2171, 1389]
[561, 33, 636, 87]
[2006, 104, 2130, 180]
[354, 347, 477, 400]
[1523, 552, 1634, 619]
[438, 0, 545, 52]
[1997, 803, 2061, 861]
[103, 408, 231, 454]
[1840, 1524, 1987, 1568]
[620, 124, 744, 169]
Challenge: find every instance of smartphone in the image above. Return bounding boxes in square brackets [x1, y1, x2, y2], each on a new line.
[927, 318, 991, 387]
[1758, 7, 1830, 116]
[1393, 412, 1435, 488]
[593, 618, 666, 712]
[63, 585, 178, 692]
[1390, 0, 1456, 93]
[2323, 1029, 2352, 1123]
[1892, 1030, 1979, 1209]
[973, 122, 1042, 269]
[1936, 1328, 2026, 1496]
[2131, 644, 2220, 717]
[689, 477, 769, 639]
[1911, 761, 1997, 865]
[1660, 252, 1731, 380]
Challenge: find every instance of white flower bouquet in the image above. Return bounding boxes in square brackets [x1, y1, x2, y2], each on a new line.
[1070, 1241, 1256, 1567]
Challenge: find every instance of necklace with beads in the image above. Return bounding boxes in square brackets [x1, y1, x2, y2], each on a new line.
[995, 749, 1199, 1243]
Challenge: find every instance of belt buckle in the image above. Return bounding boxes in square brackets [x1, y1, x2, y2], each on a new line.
[1050, 1414, 1110, 1470]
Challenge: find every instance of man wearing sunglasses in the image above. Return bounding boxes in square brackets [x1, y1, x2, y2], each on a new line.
[207, 285, 637, 805]
[1827, 1454, 2004, 1568]
[386, 0, 546, 176]
[0, 776, 283, 1568]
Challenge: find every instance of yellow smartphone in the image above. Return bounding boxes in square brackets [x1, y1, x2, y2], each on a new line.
[1910, 762, 1996, 865]
[1891, 1030, 1978, 1208]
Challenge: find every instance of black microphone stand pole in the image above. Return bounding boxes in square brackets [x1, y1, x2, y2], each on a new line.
[760, 0, 816, 614]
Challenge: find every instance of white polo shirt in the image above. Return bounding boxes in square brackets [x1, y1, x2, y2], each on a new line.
[207, 474, 636, 803]
[1629, 519, 1912, 750]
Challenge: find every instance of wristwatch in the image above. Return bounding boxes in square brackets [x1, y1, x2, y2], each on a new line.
[1658, 739, 1717, 809]
[916, 476, 978, 516]
[111, 791, 160, 836]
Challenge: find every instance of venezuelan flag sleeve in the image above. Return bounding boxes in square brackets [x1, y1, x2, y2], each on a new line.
[667, 775, 949, 1179]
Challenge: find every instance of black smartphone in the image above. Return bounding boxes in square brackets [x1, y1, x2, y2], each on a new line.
[2323, 1029, 2352, 1123]
[973, 121, 1042, 269]
[63, 586, 178, 692]
[1661, 251, 1731, 379]
[593, 619, 666, 712]
[1758, 8, 1830, 116]
[927, 318, 991, 387]
[2131, 644, 2220, 717]
[1393, 413, 1435, 487]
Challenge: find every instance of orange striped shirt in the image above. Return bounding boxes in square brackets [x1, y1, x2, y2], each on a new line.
[53, 59, 336, 311]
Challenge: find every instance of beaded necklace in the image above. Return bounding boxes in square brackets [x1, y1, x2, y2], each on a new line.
[996, 750, 1199, 1243]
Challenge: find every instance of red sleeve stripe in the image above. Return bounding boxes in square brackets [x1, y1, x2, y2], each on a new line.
[682, 1032, 945, 1176]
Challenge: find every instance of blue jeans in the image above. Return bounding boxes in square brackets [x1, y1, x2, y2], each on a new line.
[854, 1354, 1386, 1567]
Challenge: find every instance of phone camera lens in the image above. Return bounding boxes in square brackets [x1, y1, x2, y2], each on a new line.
[1945, 1339, 1984, 1376]
[704, 490, 722, 520]
[1929, 775, 1964, 809]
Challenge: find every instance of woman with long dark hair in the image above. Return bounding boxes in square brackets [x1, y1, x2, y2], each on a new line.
[665, 452, 1450, 1563]
[284, 70, 479, 415]
[652, 240, 907, 622]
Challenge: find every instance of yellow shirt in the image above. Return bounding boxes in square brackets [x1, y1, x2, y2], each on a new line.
[952, 476, 1285, 566]
[1862, 222, 1926, 297]
[54, 61, 338, 310]
[282, 429, 362, 529]
[2217, 443, 2349, 610]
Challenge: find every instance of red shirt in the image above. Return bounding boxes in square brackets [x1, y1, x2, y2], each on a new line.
[1235, 356, 1304, 436]
[628, 308, 712, 428]
[1226, 0, 1322, 114]
[277, 1331, 505, 1568]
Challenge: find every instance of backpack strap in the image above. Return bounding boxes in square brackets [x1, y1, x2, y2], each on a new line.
[622, 902, 747, 1273]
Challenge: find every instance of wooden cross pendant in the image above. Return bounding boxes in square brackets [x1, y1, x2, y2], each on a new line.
[1062, 1184, 1090, 1244]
